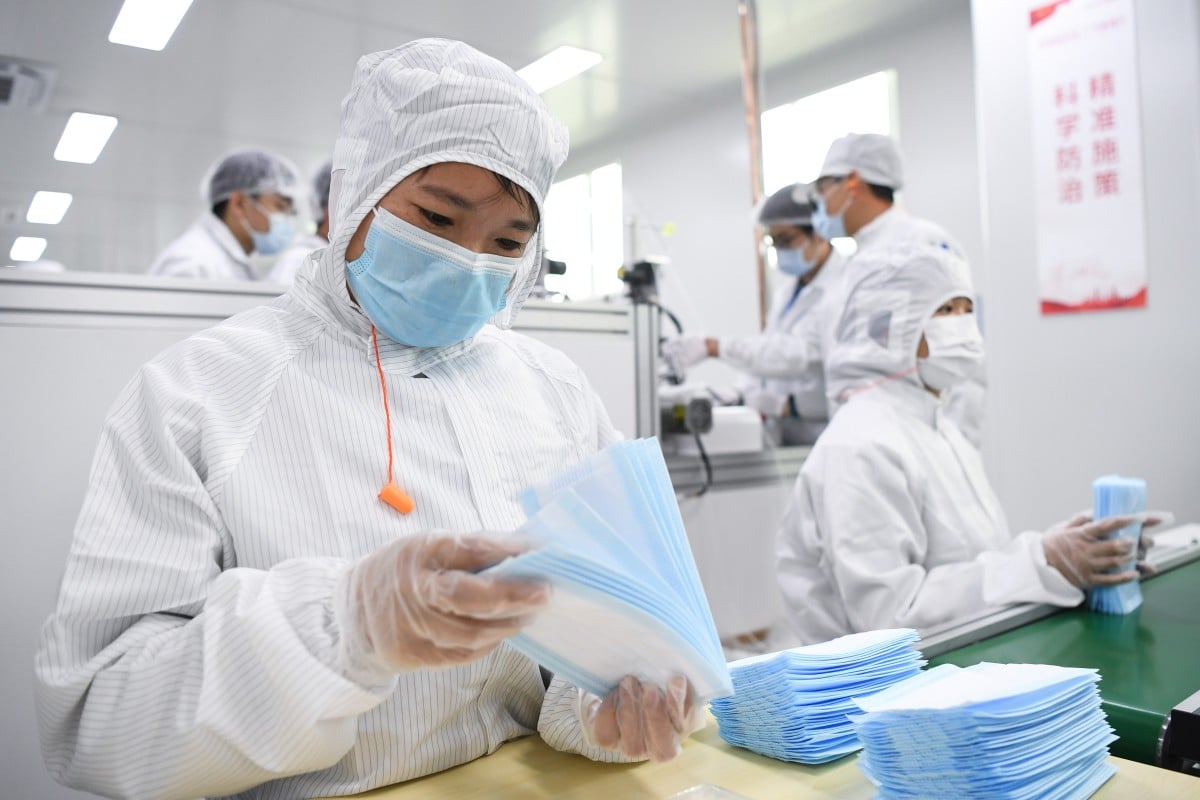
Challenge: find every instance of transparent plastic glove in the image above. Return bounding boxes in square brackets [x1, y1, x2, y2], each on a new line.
[339, 533, 549, 675]
[661, 335, 710, 376]
[1047, 510, 1172, 580]
[1042, 514, 1148, 588]
[577, 675, 706, 762]
[741, 385, 788, 418]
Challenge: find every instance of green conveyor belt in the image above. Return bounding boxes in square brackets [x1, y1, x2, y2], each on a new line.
[930, 559, 1200, 765]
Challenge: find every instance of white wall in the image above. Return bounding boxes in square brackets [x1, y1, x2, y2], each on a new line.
[971, 0, 1200, 531]
[564, 1, 982, 391]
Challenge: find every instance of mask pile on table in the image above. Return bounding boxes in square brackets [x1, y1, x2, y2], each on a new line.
[1087, 474, 1147, 615]
[710, 628, 924, 763]
[484, 438, 732, 700]
[851, 662, 1115, 799]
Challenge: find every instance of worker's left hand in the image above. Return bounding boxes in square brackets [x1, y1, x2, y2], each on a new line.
[577, 674, 706, 762]
[661, 335, 710, 376]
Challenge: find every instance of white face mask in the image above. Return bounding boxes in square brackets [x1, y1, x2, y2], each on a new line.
[918, 313, 984, 392]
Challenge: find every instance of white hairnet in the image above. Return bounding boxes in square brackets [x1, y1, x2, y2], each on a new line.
[825, 242, 975, 403]
[203, 149, 301, 206]
[328, 38, 570, 329]
[818, 133, 904, 189]
[310, 159, 333, 219]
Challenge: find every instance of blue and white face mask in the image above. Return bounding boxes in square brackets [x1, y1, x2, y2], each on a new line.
[346, 207, 521, 347]
[811, 197, 847, 241]
[776, 246, 818, 278]
[246, 201, 296, 255]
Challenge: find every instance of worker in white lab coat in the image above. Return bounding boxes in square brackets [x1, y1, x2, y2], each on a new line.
[660, 184, 844, 445]
[807, 132, 987, 447]
[776, 242, 1159, 644]
[148, 149, 299, 281]
[269, 159, 333, 286]
[36, 39, 701, 800]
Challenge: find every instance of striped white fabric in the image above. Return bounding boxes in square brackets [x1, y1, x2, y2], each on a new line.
[33, 242, 626, 799]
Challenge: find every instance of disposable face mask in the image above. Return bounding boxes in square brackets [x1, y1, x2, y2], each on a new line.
[245, 201, 295, 255]
[711, 629, 923, 764]
[851, 663, 1115, 800]
[485, 438, 731, 701]
[346, 207, 520, 347]
[812, 194, 848, 240]
[776, 246, 817, 278]
[1087, 475, 1147, 615]
[917, 313, 984, 392]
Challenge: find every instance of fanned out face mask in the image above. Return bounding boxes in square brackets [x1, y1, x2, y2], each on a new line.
[917, 313, 984, 392]
[346, 207, 521, 347]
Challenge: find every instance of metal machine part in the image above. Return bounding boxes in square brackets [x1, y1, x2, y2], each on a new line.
[1158, 689, 1200, 775]
[661, 396, 714, 435]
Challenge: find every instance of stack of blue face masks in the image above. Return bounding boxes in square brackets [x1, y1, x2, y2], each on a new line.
[851, 662, 1116, 799]
[483, 438, 732, 701]
[1087, 475, 1147, 615]
[709, 629, 924, 763]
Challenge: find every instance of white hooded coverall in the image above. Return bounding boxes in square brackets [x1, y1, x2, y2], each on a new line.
[721, 248, 845, 445]
[776, 244, 1080, 645]
[147, 211, 257, 281]
[36, 39, 627, 800]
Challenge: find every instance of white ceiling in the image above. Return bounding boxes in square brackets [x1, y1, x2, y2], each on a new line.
[0, 0, 958, 271]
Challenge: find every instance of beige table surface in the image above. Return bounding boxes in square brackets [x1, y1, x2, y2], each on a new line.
[319, 720, 1200, 799]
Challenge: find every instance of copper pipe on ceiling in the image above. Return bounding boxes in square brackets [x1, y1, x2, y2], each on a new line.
[737, 0, 768, 329]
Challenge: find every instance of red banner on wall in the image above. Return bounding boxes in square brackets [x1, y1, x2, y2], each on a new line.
[1028, 0, 1147, 315]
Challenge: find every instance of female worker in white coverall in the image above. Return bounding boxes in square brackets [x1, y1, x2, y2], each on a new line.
[776, 242, 1161, 644]
[35, 39, 702, 800]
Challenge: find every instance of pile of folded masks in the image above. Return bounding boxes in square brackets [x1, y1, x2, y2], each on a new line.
[710, 628, 924, 763]
[851, 662, 1116, 799]
[1087, 474, 1147, 615]
[485, 438, 732, 701]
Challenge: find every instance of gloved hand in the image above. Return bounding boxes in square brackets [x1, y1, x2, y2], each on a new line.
[661, 335, 710, 377]
[1042, 513, 1165, 588]
[577, 674, 706, 762]
[741, 385, 788, 418]
[338, 533, 549, 675]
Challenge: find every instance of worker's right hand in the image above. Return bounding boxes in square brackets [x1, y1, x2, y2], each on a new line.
[661, 335, 710, 376]
[578, 674, 705, 762]
[337, 533, 549, 674]
[1041, 514, 1145, 589]
[741, 385, 788, 418]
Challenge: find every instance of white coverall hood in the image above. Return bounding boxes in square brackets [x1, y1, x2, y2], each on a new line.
[824, 242, 976, 404]
[326, 38, 570, 329]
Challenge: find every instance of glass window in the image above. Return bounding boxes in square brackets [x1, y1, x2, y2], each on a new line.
[544, 162, 624, 300]
[761, 71, 898, 252]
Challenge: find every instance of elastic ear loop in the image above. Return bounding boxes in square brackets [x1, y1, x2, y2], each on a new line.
[371, 326, 415, 514]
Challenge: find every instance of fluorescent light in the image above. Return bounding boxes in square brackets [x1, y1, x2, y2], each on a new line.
[54, 112, 119, 164]
[108, 0, 194, 51]
[517, 46, 602, 94]
[10, 236, 48, 262]
[26, 191, 74, 225]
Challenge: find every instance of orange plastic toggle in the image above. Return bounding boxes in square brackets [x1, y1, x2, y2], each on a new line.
[379, 482, 415, 514]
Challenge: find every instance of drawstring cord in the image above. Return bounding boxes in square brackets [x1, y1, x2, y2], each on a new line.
[372, 326, 415, 514]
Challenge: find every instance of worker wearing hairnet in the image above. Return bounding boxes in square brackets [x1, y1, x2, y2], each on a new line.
[659, 184, 843, 445]
[147, 148, 299, 280]
[269, 159, 333, 286]
[36, 40, 700, 800]
[808, 132, 986, 447]
[775, 243, 1161, 644]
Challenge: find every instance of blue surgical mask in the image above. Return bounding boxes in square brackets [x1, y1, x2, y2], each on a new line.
[346, 207, 521, 347]
[776, 247, 817, 278]
[245, 201, 295, 255]
[812, 197, 847, 241]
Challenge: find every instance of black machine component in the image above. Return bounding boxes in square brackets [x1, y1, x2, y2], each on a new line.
[660, 396, 714, 436]
[1159, 689, 1200, 776]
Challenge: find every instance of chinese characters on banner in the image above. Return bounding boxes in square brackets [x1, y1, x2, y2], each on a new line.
[1029, 0, 1147, 314]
